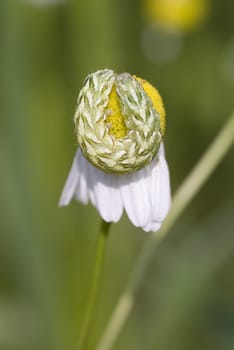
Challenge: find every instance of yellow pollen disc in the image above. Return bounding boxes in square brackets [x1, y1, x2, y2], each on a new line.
[136, 77, 166, 135]
[105, 85, 127, 139]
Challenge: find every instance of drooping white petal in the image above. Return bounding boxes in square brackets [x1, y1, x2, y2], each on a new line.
[72, 152, 96, 206]
[143, 221, 162, 233]
[120, 167, 151, 228]
[75, 152, 89, 205]
[90, 169, 123, 223]
[142, 143, 171, 232]
[74, 152, 123, 222]
[150, 143, 171, 223]
[59, 149, 81, 207]
[59, 142, 171, 232]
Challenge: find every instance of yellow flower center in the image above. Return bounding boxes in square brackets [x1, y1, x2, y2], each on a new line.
[105, 77, 166, 139]
[137, 77, 166, 135]
[105, 85, 128, 139]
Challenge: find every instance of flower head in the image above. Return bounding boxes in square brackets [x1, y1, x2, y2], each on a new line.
[75, 69, 165, 174]
[59, 69, 171, 232]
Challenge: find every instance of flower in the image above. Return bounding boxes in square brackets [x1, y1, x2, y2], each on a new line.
[59, 69, 171, 232]
[143, 0, 210, 33]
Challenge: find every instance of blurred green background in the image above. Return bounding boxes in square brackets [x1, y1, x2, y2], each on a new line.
[1, 0, 234, 349]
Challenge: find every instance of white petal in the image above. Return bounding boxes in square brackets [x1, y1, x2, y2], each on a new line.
[77, 153, 98, 206]
[143, 221, 162, 233]
[120, 167, 151, 228]
[150, 143, 171, 222]
[75, 152, 123, 222]
[59, 142, 171, 232]
[90, 170, 123, 223]
[59, 149, 81, 207]
[75, 153, 89, 205]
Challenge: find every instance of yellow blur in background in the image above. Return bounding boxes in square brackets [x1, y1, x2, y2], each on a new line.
[144, 0, 210, 32]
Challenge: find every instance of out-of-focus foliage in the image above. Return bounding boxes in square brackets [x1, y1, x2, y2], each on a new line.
[0, 0, 233, 349]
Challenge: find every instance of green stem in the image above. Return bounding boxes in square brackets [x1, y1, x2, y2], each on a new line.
[78, 220, 111, 350]
[96, 111, 234, 350]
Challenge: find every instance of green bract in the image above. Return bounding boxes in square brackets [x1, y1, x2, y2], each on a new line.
[74, 69, 162, 174]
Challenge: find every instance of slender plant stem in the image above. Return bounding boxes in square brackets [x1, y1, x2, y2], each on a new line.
[78, 220, 111, 350]
[96, 111, 234, 350]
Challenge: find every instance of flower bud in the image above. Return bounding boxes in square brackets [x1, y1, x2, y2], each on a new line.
[74, 69, 165, 174]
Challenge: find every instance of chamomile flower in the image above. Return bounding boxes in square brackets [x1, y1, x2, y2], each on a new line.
[59, 69, 171, 232]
